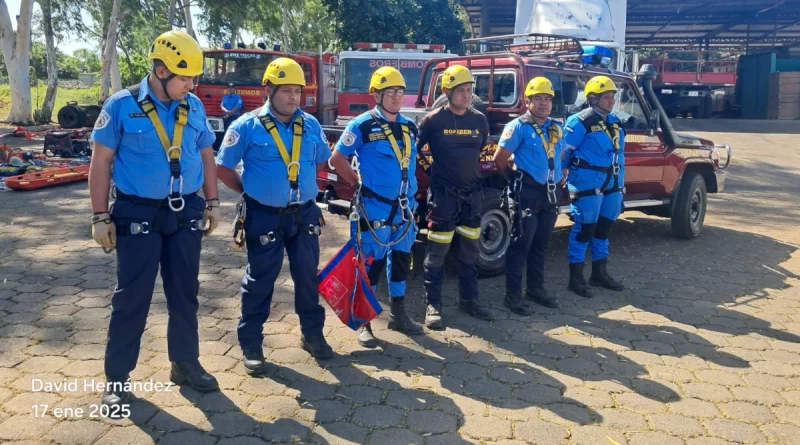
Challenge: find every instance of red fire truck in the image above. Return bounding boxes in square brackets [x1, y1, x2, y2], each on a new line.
[194, 46, 337, 149]
[334, 42, 457, 125]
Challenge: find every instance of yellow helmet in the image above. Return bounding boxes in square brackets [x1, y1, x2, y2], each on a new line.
[149, 30, 204, 77]
[263, 57, 306, 86]
[369, 66, 406, 94]
[441, 65, 474, 91]
[584, 75, 617, 97]
[525, 77, 554, 97]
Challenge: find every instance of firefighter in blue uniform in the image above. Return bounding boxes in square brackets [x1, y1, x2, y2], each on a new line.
[563, 75, 626, 298]
[216, 57, 334, 373]
[495, 77, 565, 311]
[221, 83, 243, 130]
[89, 30, 221, 411]
[329, 66, 425, 348]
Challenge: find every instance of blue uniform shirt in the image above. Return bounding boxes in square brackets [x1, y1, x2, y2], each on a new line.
[564, 110, 626, 189]
[216, 106, 330, 207]
[335, 107, 418, 200]
[221, 93, 243, 117]
[498, 115, 566, 184]
[91, 76, 216, 199]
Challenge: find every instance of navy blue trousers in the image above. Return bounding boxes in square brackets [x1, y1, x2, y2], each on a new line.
[505, 184, 558, 295]
[104, 194, 205, 379]
[237, 198, 325, 350]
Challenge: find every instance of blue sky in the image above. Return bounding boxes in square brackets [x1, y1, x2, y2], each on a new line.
[3, 0, 212, 55]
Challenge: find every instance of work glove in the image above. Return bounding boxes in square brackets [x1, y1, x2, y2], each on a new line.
[203, 199, 221, 236]
[91, 212, 116, 250]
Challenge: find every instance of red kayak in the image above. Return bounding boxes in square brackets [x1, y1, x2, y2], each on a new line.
[3, 164, 89, 190]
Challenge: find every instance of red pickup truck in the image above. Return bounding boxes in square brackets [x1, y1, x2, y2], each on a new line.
[316, 35, 732, 276]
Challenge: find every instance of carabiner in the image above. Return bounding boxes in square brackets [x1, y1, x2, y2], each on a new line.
[288, 187, 303, 205]
[166, 146, 182, 161]
[168, 176, 185, 212]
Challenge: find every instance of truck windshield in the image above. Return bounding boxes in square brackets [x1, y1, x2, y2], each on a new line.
[201, 52, 278, 86]
[340, 58, 428, 94]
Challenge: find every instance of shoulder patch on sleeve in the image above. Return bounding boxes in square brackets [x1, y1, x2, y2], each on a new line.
[221, 130, 240, 148]
[341, 129, 357, 147]
[501, 125, 514, 140]
[94, 109, 111, 130]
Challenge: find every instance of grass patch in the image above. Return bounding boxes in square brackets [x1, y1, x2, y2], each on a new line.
[0, 84, 101, 123]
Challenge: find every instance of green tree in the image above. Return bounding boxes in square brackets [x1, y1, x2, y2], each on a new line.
[322, 0, 468, 50]
[72, 48, 102, 73]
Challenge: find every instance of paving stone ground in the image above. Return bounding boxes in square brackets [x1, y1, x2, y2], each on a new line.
[1, 119, 800, 444]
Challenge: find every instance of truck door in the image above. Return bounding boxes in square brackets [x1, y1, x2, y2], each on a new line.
[614, 79, 665, 197]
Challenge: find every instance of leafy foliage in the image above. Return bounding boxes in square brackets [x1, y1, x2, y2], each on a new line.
[33, 106, 53, 124]
[321, 0, 469, 50]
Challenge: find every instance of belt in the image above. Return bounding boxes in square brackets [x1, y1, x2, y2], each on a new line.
[116, 190, 199, 207]
[243, 194, 315, 214]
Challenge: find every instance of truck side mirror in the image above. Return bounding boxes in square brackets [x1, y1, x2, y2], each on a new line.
[647, 113, 660, 136]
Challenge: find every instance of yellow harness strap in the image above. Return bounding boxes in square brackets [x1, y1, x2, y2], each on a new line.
[378, 121, 412, 173]
[259, 113, 305, 186]
[597, 121, 620, 152]
[139, 97, 189, 161]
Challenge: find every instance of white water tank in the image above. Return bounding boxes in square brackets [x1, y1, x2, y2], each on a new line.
[514, 0, 627, 46]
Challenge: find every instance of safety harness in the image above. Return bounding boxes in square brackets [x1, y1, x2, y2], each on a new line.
[569, 110, 624, 201]
[502, 114, 563, 243]
[127, 85, 190, 212]
[231, 110, 322, 250]
[258, 113, 305, 204]
[348, 111, 414, 248]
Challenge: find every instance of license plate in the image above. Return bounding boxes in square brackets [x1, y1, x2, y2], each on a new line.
[688, 91, 699, 97]
[661, 89, 672, 94]
[326, 173, 338, 181]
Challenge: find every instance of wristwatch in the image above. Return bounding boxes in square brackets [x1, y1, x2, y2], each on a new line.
[91, 213, 112, 224]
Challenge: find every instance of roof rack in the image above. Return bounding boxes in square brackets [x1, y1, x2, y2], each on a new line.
[462, 33, 584, 61]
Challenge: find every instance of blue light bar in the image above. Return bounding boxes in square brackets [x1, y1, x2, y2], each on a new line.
[223, 42, 232, 49]
[582, 45, 614, 67]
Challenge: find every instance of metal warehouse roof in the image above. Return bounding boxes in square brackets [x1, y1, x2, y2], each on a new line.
[459, 0, 800, 53]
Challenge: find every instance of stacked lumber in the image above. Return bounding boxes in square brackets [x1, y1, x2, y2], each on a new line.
[768, 72, 800, 120]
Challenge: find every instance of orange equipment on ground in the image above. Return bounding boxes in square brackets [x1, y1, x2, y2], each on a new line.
[3, 164, 89, 190]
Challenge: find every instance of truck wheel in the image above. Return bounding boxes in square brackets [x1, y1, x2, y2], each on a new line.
[671, 172, 707, 239]
[444, 188, 510, 277]
[476, 188, 510, 276]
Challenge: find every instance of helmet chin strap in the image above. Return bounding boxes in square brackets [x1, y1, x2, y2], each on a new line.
[377, 91, 397, 117]
[155, 72, 176, 101]
[589, 95, 613, 116]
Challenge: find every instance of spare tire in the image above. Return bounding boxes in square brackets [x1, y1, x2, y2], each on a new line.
[57, 105, 86, 129]
[82, 105, 102, 127]
[431, 93, 488, 121]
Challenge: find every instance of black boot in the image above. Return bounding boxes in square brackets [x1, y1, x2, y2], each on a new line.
[387, 298, 425, 335]
[357, 323, 379, 348]
[504, 291, 535, 315]
[457, 298, 493, 320]
[526, 287, 559, 309]
[589, 259, 624, 291]
[242, 347, 267, 375]
[301, 335, 334, 359]
[425, 303, 444, 330]
[568, 262, 594, 298]
[170, 361, 219, 392]
[101, 375, 131, 418]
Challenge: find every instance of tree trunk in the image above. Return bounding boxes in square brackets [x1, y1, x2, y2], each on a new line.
[0, 0, 35, 124]
[181, 0, 194, 39]
[111, 47, 122, 92]
[99, 0, 122, 102]
[41, 0, 58, 115]
[167, 0, 177, 30]
[281, 2, 290, 52]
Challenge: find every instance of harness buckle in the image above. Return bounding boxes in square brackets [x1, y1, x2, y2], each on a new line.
[612, 164, 621, 175]
[130, 222, 149, 235]
[288, 187, 303, 205]
[168, 176, 185, 212]
[166, 146, 182, 160]
[308, 224, 321, 236]
[398, 180, 410, 198]
[546, 181, 558, 205]
[521, 208, 532, 218]
[191, 219, 208, 231]
[372, 219, 386, 229]
[259, 232, 276, 245]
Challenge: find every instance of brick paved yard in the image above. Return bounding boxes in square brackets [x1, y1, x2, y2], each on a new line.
[1, 120, 800, 445]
